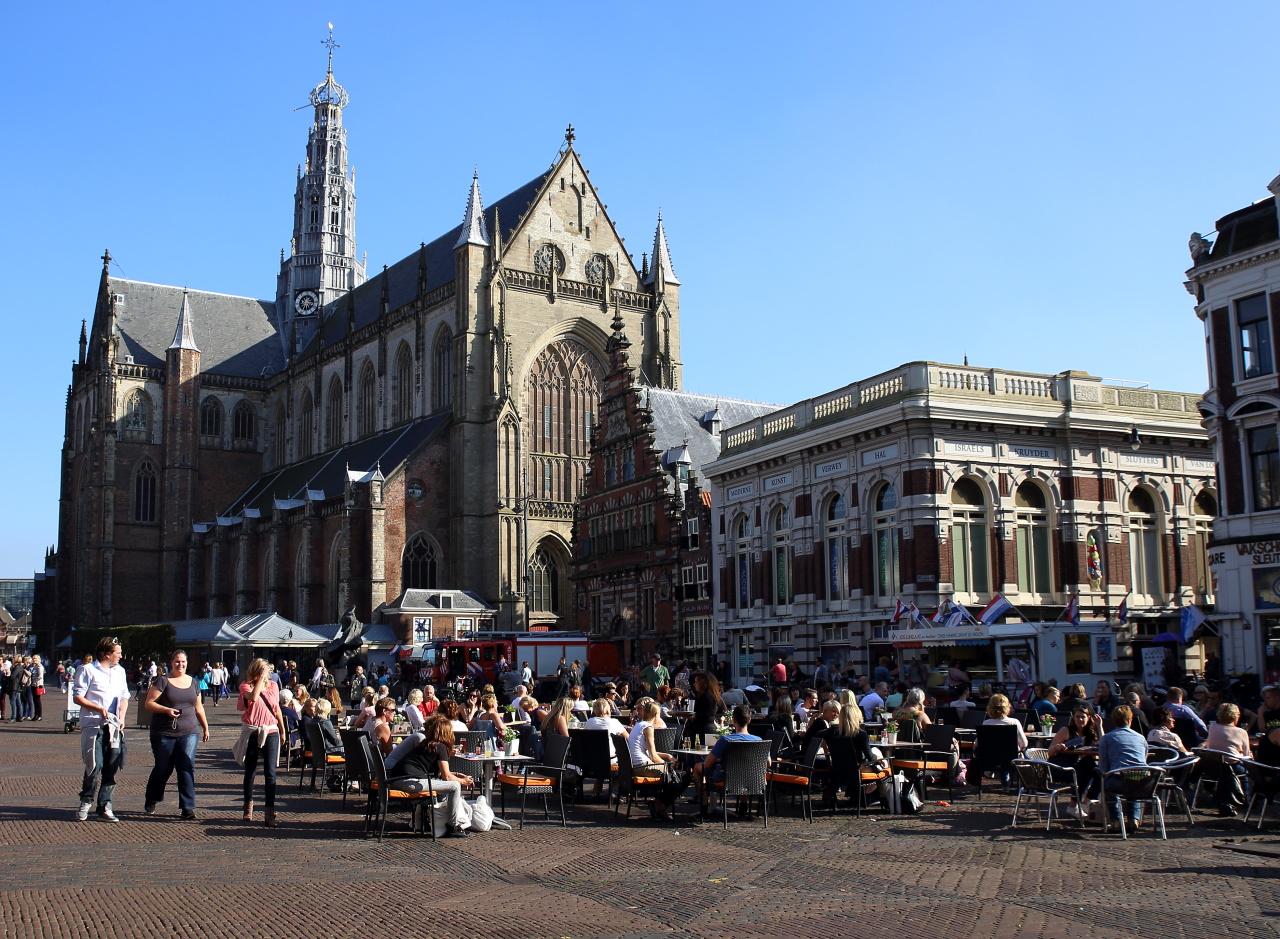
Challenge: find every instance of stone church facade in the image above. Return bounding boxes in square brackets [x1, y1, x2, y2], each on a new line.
[52, 54, 681, 635]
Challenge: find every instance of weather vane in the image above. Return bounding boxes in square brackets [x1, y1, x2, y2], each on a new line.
[323, 22, 339, 75]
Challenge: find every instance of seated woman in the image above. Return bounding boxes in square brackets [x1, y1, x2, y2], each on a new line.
[1146, 706, 1189, 755]
[324, 687, 345, 722]
[568, 685, 592, 715]
[460, 690, 482, 726]
[585, 697, 627, 755]
[982, 693, 1029, 751]
[540, 698, 574, 739]
[1047, 705, 1103, 814]
[471, 693, 508, 739]
[291, 684, 311, 718]
[615, 681, 633, 708]
[279, 688, 301, 723]
[521, 696, 549, 731]
[404, 688, 427, 733]
[388, 714, 474, 838]
[1205, 702, 1252, 817]
[367, 696, 396, 756]
[297, 697, 319, 747]
[1031, 685, 1060, 724]
[352, 687, 378, 730]
[627, 698, 685, 820]
[770, 692, 796, 738]
[894, 688, 934, 734]
[312, 698, 344, 755]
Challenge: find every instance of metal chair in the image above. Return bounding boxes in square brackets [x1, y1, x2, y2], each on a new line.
[1024, 747, 1049, 762]
[1243, 759, 1280, 829]
[1101, 766, 1167, 839]
[304, 721, 347, 799]
[1191, 748, 1242, 809]
[496, 732, 576, 829]
[1010, 758, 1081, 831]
[1154, 754, 1198, 827]
[653, 726, 683, 756]
[767, 733, 824, 823]
[1147, 745, 1181, 764]
[568, 728, 613, 801]
[826, 735, 890, 816]
[339, 729, 372, 830]
[362, 736, 441, 842]
[1173, 717, 1204, 750]
[708, 740, 772, 828]
[610, 732, 665, 819]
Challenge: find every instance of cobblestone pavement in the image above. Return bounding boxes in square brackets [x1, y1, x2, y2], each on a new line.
[1, 693, 1277, 939]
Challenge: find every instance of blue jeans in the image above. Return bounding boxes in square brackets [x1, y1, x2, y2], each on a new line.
[9, 690, 26, 720]
[79, 725, 125, 808]
[242, 732, 279, 810]
[145, 732, 199, 811]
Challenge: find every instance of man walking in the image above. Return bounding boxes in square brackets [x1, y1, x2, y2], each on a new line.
[73, 637, 130, 822]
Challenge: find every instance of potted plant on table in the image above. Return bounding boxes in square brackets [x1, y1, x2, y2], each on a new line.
[502, 725, 521, 756]
[883, 718, 900, 745]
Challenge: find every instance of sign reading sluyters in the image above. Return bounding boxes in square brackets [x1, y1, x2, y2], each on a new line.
[1211, 540, 1280, 567]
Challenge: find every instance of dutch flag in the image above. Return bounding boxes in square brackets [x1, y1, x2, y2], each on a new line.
[1063, 595, 1080, 626]
[977, 593, 1013, 625]
[1116, 595, 1129, 624]
[891, 599, 906, 624]
[931, 601, 949, 624]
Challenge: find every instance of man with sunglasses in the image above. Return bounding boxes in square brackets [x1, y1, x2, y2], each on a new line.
[73, 637, 130, 822]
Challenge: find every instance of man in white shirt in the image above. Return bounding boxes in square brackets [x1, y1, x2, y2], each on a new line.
[520, 661, 533, 686]
[795, 689, 818, 724]
[860, 682, 888, 721]
[73, 637, 130, 822]
[509, 685, 529, 721]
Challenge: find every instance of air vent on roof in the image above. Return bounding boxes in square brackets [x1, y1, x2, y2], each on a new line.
[122, 354, 134, 365]
[112, 294, 125, 304]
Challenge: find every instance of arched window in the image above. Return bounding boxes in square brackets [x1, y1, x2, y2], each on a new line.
[1014, 481, 1052, 594]
[133, 460, 157, 523]
[325, 376, 344, 450]
[432, 329, 453, 412]
[733, 515, 751, 609]
[951, 478, 990, 594]
[393, 343, 413, 424]
[529, 546, 559, 613]
[299, 390, 314, 457]
[357, 362, 376, 438]
[402, 534, 439, 590]
[199, 396, 223, 440]
[326, 534, 344, 622]
[1128, 487, 1163, 595]
[232, 402, 255, 445]
[524, 336, 606, 505]
[825, 493, 847, 603]
[273, 406, 287, 466]
[1191, 490, 1217, 597]
[769, 505, 791, 607]
[122, 390, 151, 441]
[873, 483, 899, 598]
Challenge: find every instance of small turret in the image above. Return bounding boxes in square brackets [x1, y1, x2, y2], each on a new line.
[455, 171, 490, 248]
[168, 290, 200, 352]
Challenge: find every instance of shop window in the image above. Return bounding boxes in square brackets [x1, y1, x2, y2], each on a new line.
[1064, 633, 1093, 674]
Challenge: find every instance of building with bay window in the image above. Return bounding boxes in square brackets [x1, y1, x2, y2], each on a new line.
[1187, 172, 1280, 680]
[705, 361, 1212, 689]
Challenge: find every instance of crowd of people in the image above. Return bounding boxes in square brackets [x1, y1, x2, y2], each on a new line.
[1, 654, 47, 721]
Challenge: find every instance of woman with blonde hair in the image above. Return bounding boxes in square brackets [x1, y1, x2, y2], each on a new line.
[404, 688, 427, 732]
[982, 692, 1028, 751]
[353, 687, 377, 729]
[540, 697, 574, 738]
[894, 688, 933, 732]
[237, 658, 286, 827]
[625, 697, 682, 819]
[324, 686, 345, 719]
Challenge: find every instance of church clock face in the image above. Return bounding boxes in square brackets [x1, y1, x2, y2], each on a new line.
[294, 290, 319, 316]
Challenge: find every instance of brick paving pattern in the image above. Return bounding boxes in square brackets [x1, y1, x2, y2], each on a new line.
[1, 693, 1277, 939]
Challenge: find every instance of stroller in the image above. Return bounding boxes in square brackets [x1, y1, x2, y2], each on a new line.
[64, 696, 80, 734]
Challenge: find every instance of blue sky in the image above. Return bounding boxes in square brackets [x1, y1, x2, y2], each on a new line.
[4, 2, 1279, 576]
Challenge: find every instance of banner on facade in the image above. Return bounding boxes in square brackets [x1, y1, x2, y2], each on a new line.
[889, 624, 990, 643]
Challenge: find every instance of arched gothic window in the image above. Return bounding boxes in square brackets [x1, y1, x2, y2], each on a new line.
[403, 534, 439, 590]
[529, 546, 559, 613]
[232, 402, 255, 445]
[393, 343, 413, 424]
[951, 478, 990, 594]
[524, 337, 605, 505]
[325, 376, 344, 450]
[122, 390, 151, 441]
[432, 329, 453, 412]
[357, 362, 376, 438]
[1191, 490, 1217, 597]
[873, 483, 899, 598]
[1014, 481, 1052, 594]
[825, 493, 847, 602]
[133, 460, 157, 523]
[199, 396, 223, 439]
[273, 407, 287, 466]
[299, 390, 314, 457]
[1128, 487, 1163, 596]
[769, 505, 791, 607]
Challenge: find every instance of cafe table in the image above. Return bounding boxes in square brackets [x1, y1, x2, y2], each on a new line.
[450, 751, 533, 800]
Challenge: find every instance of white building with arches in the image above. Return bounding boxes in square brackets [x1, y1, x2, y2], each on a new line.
[705, 362, 1212, 688]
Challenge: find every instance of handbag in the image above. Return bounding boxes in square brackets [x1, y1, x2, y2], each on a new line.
[35, 686, 46, 696]
[468, 795, 494, 832]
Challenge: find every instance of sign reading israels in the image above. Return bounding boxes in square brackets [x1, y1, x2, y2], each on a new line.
[726, 481, 756, 502]
[945, 441, 994, 458]
[889, 624, 990, 643]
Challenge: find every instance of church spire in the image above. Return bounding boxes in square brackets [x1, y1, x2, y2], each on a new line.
[455, 170, 490, 248]
[644, 211, 680, 288]
[168, 290, 200, 352]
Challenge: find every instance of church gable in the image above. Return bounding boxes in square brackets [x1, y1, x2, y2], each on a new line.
[501, 149, 641, 293]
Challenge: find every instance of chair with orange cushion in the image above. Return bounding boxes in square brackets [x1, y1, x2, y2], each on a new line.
[568, 728, 613, 802]
[304, 722, 347, 797]
[611, 733, 666, 820]
[767, 733, 824, 823]
[361, 736, 442, 841]
[826, 735, 890, 816]
[707, 740, 773, 829]
[496, 732, 576, 828]
[891, 723, 957, 801]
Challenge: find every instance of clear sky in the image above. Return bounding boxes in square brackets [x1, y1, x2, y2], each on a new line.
[4, 2, 1280, 577]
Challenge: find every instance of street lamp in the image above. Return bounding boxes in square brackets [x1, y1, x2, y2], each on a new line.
[1128, 425, 1142, 452]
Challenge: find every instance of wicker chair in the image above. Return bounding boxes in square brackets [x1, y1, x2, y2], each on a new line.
[611, 732, 667, 820]
[826, 735, 890, 816]
[1191, 748, 1242, 809]
[362, 736, 441, 841]
[653, 726, 683, 757]
[1010, 759, 1081, 831]
[496, 732, 577, 828]
[766, 733, 824, 823]
[339, 729, 372, 831]
[568, 728, 614, 801]
[970, 724, 1022, 799]
[304, 721, 347, 798]
[708, 740, 772, 828]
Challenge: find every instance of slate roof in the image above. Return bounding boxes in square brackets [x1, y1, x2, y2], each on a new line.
[301, 168, 554, 357]
[109, 279, 284, 379]
[157, 613, 336, 646]
[384, 589, 495, 613]
[219, 412, 450, 517]
[1205, 199, 1279, 264]
[643, 387, 778, 488]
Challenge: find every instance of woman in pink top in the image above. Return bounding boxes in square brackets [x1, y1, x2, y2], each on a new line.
[237, 658, 286, 827]
[1205, 703, 1251, 817]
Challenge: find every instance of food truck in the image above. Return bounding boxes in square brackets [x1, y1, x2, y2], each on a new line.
[888, 619, 1119, 700]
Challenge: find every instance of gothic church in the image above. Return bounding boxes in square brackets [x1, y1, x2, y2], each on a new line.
[54, 50, 682, 634]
